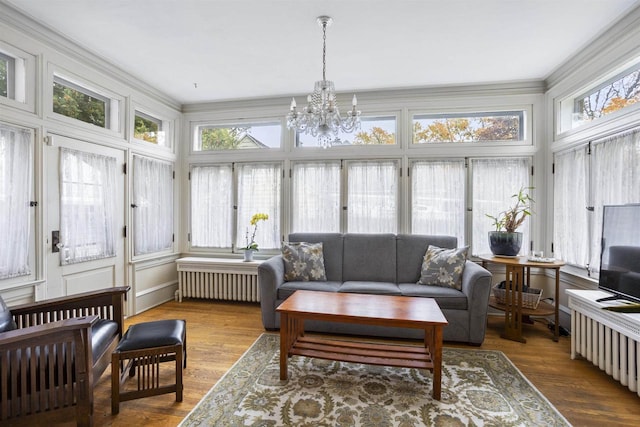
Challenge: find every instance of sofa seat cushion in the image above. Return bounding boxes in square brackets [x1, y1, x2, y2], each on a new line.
[398, 283, 468, 310]
[278, 281, 342, 299]
[91, 319, 118, 363]
[339, 281, 401, 295]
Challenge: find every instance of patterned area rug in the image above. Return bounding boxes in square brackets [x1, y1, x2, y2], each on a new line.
[180, 333, 570, 426]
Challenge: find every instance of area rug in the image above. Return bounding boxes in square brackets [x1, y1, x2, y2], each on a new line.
[180, 333, 570, 426]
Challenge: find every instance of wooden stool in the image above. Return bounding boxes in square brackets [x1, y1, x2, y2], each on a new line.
[111, 319, 186, 414]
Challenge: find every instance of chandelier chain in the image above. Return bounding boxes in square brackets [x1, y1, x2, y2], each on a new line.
[322, 20, 327, 81]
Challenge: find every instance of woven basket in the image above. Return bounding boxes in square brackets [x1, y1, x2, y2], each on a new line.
[492, 283, 543, 309]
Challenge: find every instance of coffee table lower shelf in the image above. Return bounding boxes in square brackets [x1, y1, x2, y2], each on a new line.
[288, 336, 434, 370]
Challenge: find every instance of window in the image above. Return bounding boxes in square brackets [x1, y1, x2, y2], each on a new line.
[554, 129, 640, 271]
[0, 123, 33, 279]
[347, 160, 399, 233]
[236, 164, 281, 250]
[190, 165, 233, 248]
[411, 160, 466, 244]
[134, 111, 165, 145]
[194, 122, 281, 151]
[0, 52, 14, 99]
[413, 111, 524, 143]
[471, 158, 531, 256]
[574, 64, 640, 125]
[132, 156, 173, 256]
[291, 161, 341, 233]
[52, 76, 119, 130]
[59, 148, 117, 264]
[190, 163, 281, 251]
[297, 116, 397, 147]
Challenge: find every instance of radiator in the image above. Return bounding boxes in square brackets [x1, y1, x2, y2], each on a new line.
[568, 290, 640, 396]
[176, 257, 261, 303]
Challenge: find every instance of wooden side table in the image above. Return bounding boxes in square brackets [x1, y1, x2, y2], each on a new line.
[480, 255, 565, 343]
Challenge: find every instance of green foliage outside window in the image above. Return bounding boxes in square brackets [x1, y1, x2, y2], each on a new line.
[0, 58, 7, 98]
[134, 115, 159, 143]
[53, 81, 106, 128]
[200, 127, 246, 150]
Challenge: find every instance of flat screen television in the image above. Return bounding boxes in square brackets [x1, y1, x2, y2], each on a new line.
[597, 204, 640, 303]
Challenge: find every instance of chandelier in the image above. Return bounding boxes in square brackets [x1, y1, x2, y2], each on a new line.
[286, 16, 361, 148]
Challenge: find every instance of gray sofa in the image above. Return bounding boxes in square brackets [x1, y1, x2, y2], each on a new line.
[258, 233, 493, 345]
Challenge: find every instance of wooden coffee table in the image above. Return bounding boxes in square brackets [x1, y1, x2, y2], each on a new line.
[276, 290, 448, 400]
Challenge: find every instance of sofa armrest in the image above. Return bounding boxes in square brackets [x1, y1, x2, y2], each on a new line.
[0, 315, 98, 426]
[460, 261, 493, 344]
[258, 255, 285, 329]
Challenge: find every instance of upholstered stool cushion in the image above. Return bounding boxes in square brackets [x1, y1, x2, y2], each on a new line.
[116, 319, 185, 351]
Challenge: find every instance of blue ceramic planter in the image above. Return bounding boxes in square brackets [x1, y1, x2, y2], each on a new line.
[488, 231, 523, 256]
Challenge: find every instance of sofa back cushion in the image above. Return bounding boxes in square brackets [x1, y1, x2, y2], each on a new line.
[288, 233, 343, 282]
[396, 234, 457, 283]
[343, 233, 397, 282]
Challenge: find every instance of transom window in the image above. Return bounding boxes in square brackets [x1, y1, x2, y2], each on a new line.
[194, 122, 281, 151]
[297, 116, 397, 147]
[412, 111, 524, 143]
[574, 63, 640, 124]
[134, 111, 165, 145]
[52, 75, 119, 130]
[0, 52, 14, 99]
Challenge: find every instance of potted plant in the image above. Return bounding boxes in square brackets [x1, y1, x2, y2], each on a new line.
[241, 213, 269, 261]
[486, 186, 534, 256]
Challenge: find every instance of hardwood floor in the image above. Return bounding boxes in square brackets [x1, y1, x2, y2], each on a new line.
[73, 299, 640, 426]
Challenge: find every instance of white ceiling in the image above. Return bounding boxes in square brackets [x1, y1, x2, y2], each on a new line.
[6, 0, 640, 105]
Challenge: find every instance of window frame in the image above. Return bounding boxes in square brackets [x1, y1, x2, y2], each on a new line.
[411, 109, 527, 145]
[0, 41, 35, 113]
[191, 119, 283, 153]
[295, 113, 399, 148]
[48, 67, 123, 136]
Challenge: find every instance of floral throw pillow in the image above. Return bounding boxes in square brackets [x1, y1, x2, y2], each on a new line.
[417, 245, 468, 290]
[282, 242, 327, 282]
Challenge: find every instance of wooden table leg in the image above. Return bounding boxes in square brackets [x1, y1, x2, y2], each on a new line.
[502, 265, 526, 343]
[280, 312, 289, 380]
[428, 325, 443, 400]
[553, 267, 560, 342]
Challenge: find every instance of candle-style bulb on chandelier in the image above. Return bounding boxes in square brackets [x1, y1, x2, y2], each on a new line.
[286, 16, 361, 148]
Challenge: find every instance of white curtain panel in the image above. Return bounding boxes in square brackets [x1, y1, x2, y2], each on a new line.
[471, 158, 530, 257]
[411, 160, 466, 244]
[553, 147, 589, 268]
[59, 148, 117, 265]
[590, 129, 640, 271]
[0, 124, 33, 279]
[291, 161, 341, 233]
[133, 155, 173, 255]
[236, 163, 281, 250]
[347, 160, 398, 233]
[190, 164, 233, 248]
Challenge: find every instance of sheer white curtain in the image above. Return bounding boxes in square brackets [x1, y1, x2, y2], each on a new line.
[553, 148, 589, 267]
[133, 155, 173, 255]
[60, 148, 117, 264]
[471, 158, 530, 256]
[190, 165, 233, 248]
[291, 161, 340, 233]
[411, 160, 465, 244]
[236, 163, 281, 250]
[0, 124, 33, 279]
[347, 160, 398, 233]
[590, 129, 640, 271]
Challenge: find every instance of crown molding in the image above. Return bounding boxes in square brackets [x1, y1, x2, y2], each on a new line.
[545, 3, 640, 90]
[182, 80, 546, 114]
